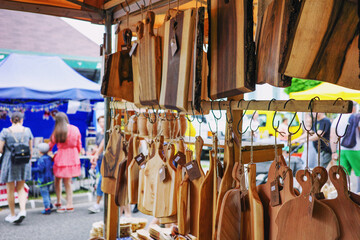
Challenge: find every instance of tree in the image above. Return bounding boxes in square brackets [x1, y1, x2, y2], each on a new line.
[284, 78, 321, 95]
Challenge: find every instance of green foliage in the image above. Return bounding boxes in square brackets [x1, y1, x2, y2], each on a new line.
[284, 78, 322, 95]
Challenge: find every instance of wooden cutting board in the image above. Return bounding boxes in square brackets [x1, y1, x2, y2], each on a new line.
[198, 150, 216, 240]
[128, 136, 140, 204]
[214, 134, 235, 239]
[102, 127, 123, 178]
[255, 0, 295, 87]
[160, 9, 196, 111]
[189, 136, 205, 237]
[276, 170, 340, 240]
[101, 28, 133, 101]
[143, 136, 165, 214]
[154, 143, 179, 218]
[279, 0, 359, 89]
[248, 163, 264, 240]
[311, 166, 327, 200]
[132, 22, 144, 107]
[209, 0, 255, 99]
[321, 166, 360, 239]
[217, 162, 241, 240]
[139, 11, 162, 105]
[178, 175, 190, 235]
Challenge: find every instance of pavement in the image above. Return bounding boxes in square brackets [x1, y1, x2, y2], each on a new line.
[0, 193, 154, 240]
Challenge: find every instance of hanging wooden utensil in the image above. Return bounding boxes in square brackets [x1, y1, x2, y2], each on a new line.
[128, 136, 141, 204]
[279, 0, 359, 90]
[321, 166, 360, 239]
[209, 0, 255, 99]
[311, 166, 328, 200]
[102, 126, 123, 179]
[143, 136, 165, 214]
[217, 162, 242, 240]
[160, 8, 196, 111]
[276, 170, 340, 240]
[178, 175, 190, 236]
[132, 21, 145, 107]
[255, 0, 297, 87]
[154, 143, 179, 218]
[139, 11, 162, 105]
[101, 28, 133, 101]
[248, 163, 264, 240]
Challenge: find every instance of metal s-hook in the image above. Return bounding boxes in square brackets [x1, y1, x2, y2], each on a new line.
[197, 100, 205, 124]
[185, 102, 195, 122]
[236, 99, 249, 135]
[210, 100, 222, 121]
[250, 111, 260, 132]
[226, 99, 234, 124]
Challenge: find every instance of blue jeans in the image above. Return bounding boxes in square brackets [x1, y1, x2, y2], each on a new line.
[96, 175, 103, 197]
[39, 185, 51, 209]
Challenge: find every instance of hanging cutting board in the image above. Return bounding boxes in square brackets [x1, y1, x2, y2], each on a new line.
[138, 11, 162, 105]
[197, 149, 216, 240]
[160, 9, 196, 111]
[102, 126, 123, 178]
[128, 136, 140, 204]
[189, 136, 205, 237]
[255, 0, 296, 87]
[115, 138, 131, 206]
[276, 170, 340, 240]
[154, 143, 179, 218]
[132, 22, 144, 107]
[143, 136, 165, 214]
[209, 0, 255, 99]
[178, 175, 190, 236]
[217, 162, 241, 240]
[101, 28, 133, 101]
[256, 156, 287, 240]
[248, 163, 264, 240]
[311, 166, 327, 200]
[279, 0, 359, 90]
[321, 166, 360, 239]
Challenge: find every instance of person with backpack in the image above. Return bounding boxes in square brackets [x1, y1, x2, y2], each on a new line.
[32, 142, 54, 214]
[0, 112, 33, 224]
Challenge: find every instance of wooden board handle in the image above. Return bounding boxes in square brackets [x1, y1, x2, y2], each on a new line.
[195, 136, 204, 165]
[136, 21, 144, 40]
[329, 165, 348, 197]
[145, 11, 156, 36]
[295, 170, 313, 196]
[166, 143, 177, 171]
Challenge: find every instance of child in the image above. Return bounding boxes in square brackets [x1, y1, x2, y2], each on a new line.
[36, 143, 54, 214]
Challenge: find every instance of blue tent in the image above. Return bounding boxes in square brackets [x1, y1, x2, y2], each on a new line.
[0, 53, 102, 100]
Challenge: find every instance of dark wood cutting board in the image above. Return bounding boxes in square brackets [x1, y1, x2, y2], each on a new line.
[209, 0, 255, 99]
[101, 29, 133, 101]
[255, 0, 297, 87]
[279, 0, 359, 90]
[102, 127, 123, 178]
[160, 9, 196, 111]
[138, 11, 162, 105]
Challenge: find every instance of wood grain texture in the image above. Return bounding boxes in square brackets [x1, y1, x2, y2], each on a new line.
[102, 128, 123, 178]
[159, 215, 178, 224]
[311, 166, 328, 199]
[248, 164, 264, 240]
[321, 166, 360, 239]
[197, 150, 216, 240]
[139, 11, 162, 105]
[188, 137, 205, 237]
[143, 136, 165, 214]
[276, 170, 340, 240]
[255, 0, 294, 87]
[132, 22, 144, 107]
[128, 136, 140, 204]
[101, 29, 134, 101]
[160, 9, 196, 111]
[154, 143, 179, 218]
[214, 134, 235, 239]
[178, 176, 190, 235]
[280, 0, 359, 89]
[115, 158, 128, 206]
[209, 0, 255, 99]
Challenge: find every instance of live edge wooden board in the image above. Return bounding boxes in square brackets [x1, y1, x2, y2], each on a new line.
[209, 0, 255, 99]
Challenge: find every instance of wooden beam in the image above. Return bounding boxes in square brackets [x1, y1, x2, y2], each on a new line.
[110, 100, 353, 114]
[242, 148, 282, 164]
[0, 0, 103, 23]
[105, 194, 119, 240]
[104, 0, 126, 10]
[66, 0, 104, 14]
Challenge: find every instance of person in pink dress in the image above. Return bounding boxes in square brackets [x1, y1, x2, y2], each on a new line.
[49, 112, 81, 213]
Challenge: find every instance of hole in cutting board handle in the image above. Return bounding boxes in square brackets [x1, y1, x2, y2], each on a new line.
[224, 0, 230, 3]
[302, 175, 308, 181]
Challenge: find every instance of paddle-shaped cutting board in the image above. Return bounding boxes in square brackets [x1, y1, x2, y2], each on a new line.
[217, 162, 241, 240]
[128, 136, 140, 204]
[115, 137, 131, 206]
[276, 170, 340, 240]
[248, 164, 264, 240]
[160, 9, 196, 111]
[101, 28, 133, 101]
[139, 11, 162, 105]
[189, 137, 205, 237]
[321, 166, 360, 239]
[279, 0, 359, 90]
[132, 22, 144, 107]
[154, 143, 179, 218]
[255, 0, 295, 87]
[143, 136, 165, 214]
[311, 166, 328, 200]
[178, 175, 190, 236]
[102, 127, 123, 178]
[209, 0, 255, 99]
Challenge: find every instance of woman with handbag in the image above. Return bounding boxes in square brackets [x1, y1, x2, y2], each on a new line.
[49, 112, 81, 213]
[0, 112, 33, 224]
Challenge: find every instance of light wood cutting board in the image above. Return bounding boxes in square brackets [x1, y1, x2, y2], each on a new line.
[128, 136, 140, 204]
[132, 22, 144, 107]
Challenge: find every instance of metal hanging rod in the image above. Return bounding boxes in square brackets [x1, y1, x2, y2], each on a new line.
[109, 99, 353, 114]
